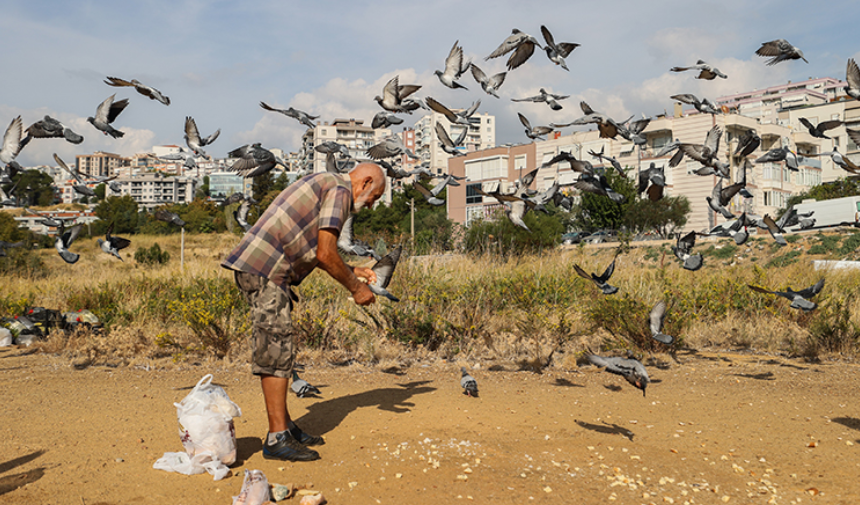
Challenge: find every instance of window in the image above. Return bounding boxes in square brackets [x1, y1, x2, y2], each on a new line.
[466, 183, 483, 204]
[650, 134, 671, 151]
[514, 155, 527, 171]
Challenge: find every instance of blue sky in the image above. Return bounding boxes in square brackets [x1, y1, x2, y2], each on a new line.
[2, 0, 858, 166]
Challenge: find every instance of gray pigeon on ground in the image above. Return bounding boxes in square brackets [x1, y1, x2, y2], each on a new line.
[748, 279, 824, 312]
[460, 367, 478, 397]
[588, 354, 650, 396]
[291, 370, 321, 398]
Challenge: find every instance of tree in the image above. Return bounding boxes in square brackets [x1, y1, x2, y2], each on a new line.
[93, 195, 140, 234]
[94, 183, 106, 201]
[5, 170, 56, 207]
[195, 175, 210, 199]
[251, 172, 274, 199]
[623, 195, 691, 238]
[570, 169, 637, 232]
[462, 204, 566, 257]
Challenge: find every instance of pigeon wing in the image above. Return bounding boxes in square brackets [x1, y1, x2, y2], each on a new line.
[371, 245, 402, 290]
[425, 97, 457, 123]
[595, 257, 616, 284]
[795, 279, 825, 299]
[184, 116, 201, 144]
[649, 300, 667, 336]
[847, 59, 860, 90]
[106, 98, 129, 124]
[507, 41, 536, 70]
[572, 264, 592, 282]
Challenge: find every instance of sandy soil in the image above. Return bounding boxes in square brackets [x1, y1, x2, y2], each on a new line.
[1, 349, 859, 505]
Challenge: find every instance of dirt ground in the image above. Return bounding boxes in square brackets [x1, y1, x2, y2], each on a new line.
[1, 349, 859, 505]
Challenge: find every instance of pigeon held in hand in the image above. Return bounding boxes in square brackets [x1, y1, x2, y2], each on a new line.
[367, 245, 402, 302]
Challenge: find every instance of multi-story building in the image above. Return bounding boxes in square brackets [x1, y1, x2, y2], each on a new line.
[715, 77, 846, 123]
[448, 104, 833, 233]
[399, 127, 418, 171]
[413, 109, 495, 176]
[108, 174, 196, 210]
[208, 171, 246, 198]
[75, 151, 129, 178]
[302, 118, 391, 173]
[14, 209, 99, 235]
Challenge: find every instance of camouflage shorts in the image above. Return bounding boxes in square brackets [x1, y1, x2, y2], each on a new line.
[234, 271, 295, 378]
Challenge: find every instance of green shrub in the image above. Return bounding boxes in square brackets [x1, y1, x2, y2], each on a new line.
[804, 296, 860, 357]
[785, 234, 801, 243]
[837, 232, 860, 256]
[135, 243, 170, 265]
[765, 250, 802, 268]
[703, 244, 737, 260]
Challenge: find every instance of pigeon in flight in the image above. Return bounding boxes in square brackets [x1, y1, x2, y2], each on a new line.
[18, 116, 83, 151]
[574, 257, 619, 295]
[761, 214, 788, 246]
[504, 200, 530, 231]
[511, 88, 569, 111]
[733, 129, 761, 158]
[617, 117, 651, 146]
[540, 25, 579, 71]
[55, 221, 83, 264]
[587, 146, 625, 177]
[637, 162, 666, 202]
[0, 240, 23, 257]
[470, 64, 506, 98]
[325, 152, 356, 174]
[414, 181, 446, 206]
[574, 173, 625, 203]
[367, 136, 419, 161]
[670, 93, 722, 115]
[228, 143, 277, 177]
[260, 101, 318, 129]
[105, 76, 170, 105]
[367, 245, 402, 302]
[337, 214, 380, 260]
[588, 354, 650, 396]
[845, 58, 860, 100]
[54, 153, 97, 198]
[811, 146, 860, 175]
[756, 145, 799, 171]
[184, 116, 220, 159]
[552, 101, 628, 139]
[655, 138, 682, 158]
[748, 279, 824, 312]
[670, 60, 727, 80]
[315, 141, 351, 158]
[98, 223, 131, 261]
[0, 116, 23, 172]
[435, 40, 470, 90]
[155, 209, 186, 227]
[0, 179, 19, 207]
[88, 94, 129, 139]
[518, 113, 553, 140]
[724, 212, 754, 245]
[24, 207, 71, 228]
[436, 123, 467, 156]
[234, 196, 258, 232]
[374, 76, 422, 114]
[649, 301, 674, 345]
[460, 367, 478, 397]
[707, 178, 741, 220]
[291, 370, 321, 398]
[158, 147, 201, 171]
[672, 231, 703, 271]
[485, 28, 542, 71]
[755, 39, 808, 65]
[798, 117, 841, 139]
[426, 97, 480, 126]
[371, 111, 403, 129]
[673, 125, 722, 169]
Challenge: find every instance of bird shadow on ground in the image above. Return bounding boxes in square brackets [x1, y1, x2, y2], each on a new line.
[295, 381, 436, 435]
[0, 349, 38, 359]
[832, 417, 860, 431]
[760, 359, 807, 370]
[0, 450, 45, 496]
[553, 378, 584, 388]
[575, 420, 635, 441]
[234, 437, 263, 466]
[734, 372, 775, 381]
[603, 384, 623, 392]
[681, 350, 732, 363]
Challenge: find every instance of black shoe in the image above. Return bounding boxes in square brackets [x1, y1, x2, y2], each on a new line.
[263, 432, 320, 461]
[289, 421, 326, 446]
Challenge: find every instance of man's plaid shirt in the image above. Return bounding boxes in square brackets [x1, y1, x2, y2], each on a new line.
[222, 172, 352, 292]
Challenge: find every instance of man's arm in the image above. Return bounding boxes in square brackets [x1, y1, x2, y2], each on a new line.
[317, 228, 376, 305]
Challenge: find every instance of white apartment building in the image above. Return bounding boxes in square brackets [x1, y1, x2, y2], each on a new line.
[108, 174, 196, 210]
[413, 109, 495, 176]
[301, 118, 391, 173]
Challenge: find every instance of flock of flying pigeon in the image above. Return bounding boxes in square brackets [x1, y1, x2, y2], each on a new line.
[0, 28, 849, 395]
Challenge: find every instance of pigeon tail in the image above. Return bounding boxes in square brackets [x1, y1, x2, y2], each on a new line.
[683, 254, 703, 271]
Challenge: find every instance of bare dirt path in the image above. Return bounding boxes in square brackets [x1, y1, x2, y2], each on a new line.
[1, 349, 858, 504]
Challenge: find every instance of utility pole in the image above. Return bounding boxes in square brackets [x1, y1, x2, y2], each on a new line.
[410, 197, 415, 249]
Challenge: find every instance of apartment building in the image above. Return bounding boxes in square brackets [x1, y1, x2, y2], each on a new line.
[75, 151, 128, 178]
[302, 118, 391, 173]
[108, 174, 196, 210]
[413, 109, 495, 176]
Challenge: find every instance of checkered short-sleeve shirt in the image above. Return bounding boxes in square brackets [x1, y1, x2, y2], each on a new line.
[222, 172, 353, 291]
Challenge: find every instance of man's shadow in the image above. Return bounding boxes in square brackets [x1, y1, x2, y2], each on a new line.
[294, 380, 436, 435]
[0, 450, 45, 496]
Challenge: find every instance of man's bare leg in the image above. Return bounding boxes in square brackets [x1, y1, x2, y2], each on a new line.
[260, 374, 290, 433]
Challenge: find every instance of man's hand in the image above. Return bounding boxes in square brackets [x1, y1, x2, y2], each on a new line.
[352, 283, 376, 306]
[353, 266, 377, 285]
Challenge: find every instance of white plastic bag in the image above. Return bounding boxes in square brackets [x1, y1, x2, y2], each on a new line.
[0, 328, 12, 347]
[153, 374, 242, 480]
[232, 469, 271, 505]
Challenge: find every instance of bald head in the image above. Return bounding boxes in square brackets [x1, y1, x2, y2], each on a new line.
[348, 162, 386, 212]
